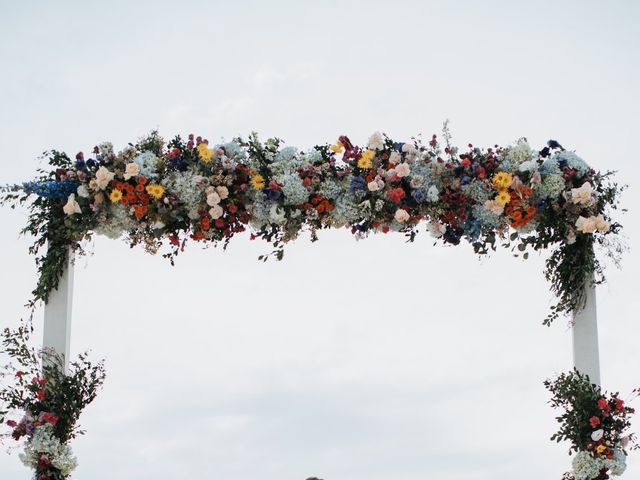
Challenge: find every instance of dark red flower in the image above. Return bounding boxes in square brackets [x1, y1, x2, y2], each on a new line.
[15, 371, 24, 378]
[37, 390, 45, 402]
[615, 399, 625, 412]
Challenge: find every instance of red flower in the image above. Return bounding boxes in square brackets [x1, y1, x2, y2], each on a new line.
[168, 234, 180, 246]
[42, 412, 59, 426]
[6, 420, 16, 428]
[615, 399, 625, 412]
[37, 389, 45, 402]
[386, 187, 406, 204]
[15, 371, 24, 378]
[382, 226, 390, 234]
[589, 416, 600, 428]
[597, 397, 608, 410]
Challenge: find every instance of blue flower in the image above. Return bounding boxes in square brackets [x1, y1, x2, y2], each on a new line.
[265, 188, 282, 201]
[411, 189, 426, 203]
[169, 156, 188, 172]
[463, 218, 481, 241]
[22, 180, 79, 199]
[350, 176, 366, 193]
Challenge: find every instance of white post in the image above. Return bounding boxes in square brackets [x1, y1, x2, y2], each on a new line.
[43, 250, 74, 372]
[572, 277, 601, 386]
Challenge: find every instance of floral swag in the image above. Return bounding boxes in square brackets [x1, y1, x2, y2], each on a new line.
[0, 126, 634, 480]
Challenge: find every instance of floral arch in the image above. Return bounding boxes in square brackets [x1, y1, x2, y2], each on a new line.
[0, 128, 636, 480]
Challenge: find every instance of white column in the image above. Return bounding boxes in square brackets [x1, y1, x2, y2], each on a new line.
[572, 277, 601, 386]
[43, 250, 74, 372]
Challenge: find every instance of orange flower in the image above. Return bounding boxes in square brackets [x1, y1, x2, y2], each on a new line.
[138, 176, 148, 185]
[192, 230, 205, 241]
[135, 183, 145, 193]
[133, 205, 148, 220]
[201, 217, 211, 230]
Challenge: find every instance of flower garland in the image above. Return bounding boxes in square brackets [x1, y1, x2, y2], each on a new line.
[0, 128, 625, 326]
[0, 323, 105, 480]
[546, 371, 638, 480]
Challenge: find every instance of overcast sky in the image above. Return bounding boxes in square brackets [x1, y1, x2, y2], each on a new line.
[1, 1, 639, 479]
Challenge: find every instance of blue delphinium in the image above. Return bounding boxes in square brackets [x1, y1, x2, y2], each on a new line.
[22, 180, 79, 199]
[463, 218, 482, 241]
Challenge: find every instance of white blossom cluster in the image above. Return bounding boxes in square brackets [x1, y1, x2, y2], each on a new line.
[19, 424, 78, 477]
[571, 450, 627, 480]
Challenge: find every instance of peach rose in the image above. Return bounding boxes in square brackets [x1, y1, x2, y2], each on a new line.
[216, 186, 229, 200]
[570, 182, 594, 205]
[575, 215, 597, 233]
[123, 162, 140, 180]
[95, 166, 115, 190]
[63, 194, 81, 215]
[209, 205, 224, 219]
[394, 208, 410, 223]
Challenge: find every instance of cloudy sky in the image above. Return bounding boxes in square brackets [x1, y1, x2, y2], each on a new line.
[1, 1, 639, 479]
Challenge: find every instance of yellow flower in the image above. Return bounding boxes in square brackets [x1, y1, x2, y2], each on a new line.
[492, 171, 513, 191]
[596, 445, 606, 455]
[330, 140, 343, 153]
[357, 149, 375, 169]
[197, 143, 213, 163]
[109, 189, 123, 203]
[146, 184, 165, 199]
[250, 174, 265, 190]
[496, 190, 511, 206]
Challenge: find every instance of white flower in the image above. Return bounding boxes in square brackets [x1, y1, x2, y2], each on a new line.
[401, 143, 415, 154]
[575, 216, 597, 234]
[206, 192, 221, 207]
[123, 162, 140, 180]
[591, 429, 604, 441]
[216, 186, 229, 200]
[484, 199, 505, 215]
[394, 209, 410, 223]
[395, 163, 410, 178]
[609, 449, 627, 476]
[94, 166, 115, 190]
[518, 160, 538, 172]
[427, 185, 439, 202]
[571, 182, 594, 205]
[389, 151, 402, 164]
[19, 425, 78, 477]
[133, 151, 160, 178]
[209, 205, 224, 219]
[63, 194, 81, 215]
[367, 180, 380, 192]
[367, 131, 385, 151]
[572, 451, 601, 480]
[77, 184, 90, 198]
[269, 204, 286, 224]
[427, 221, 446, 238]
